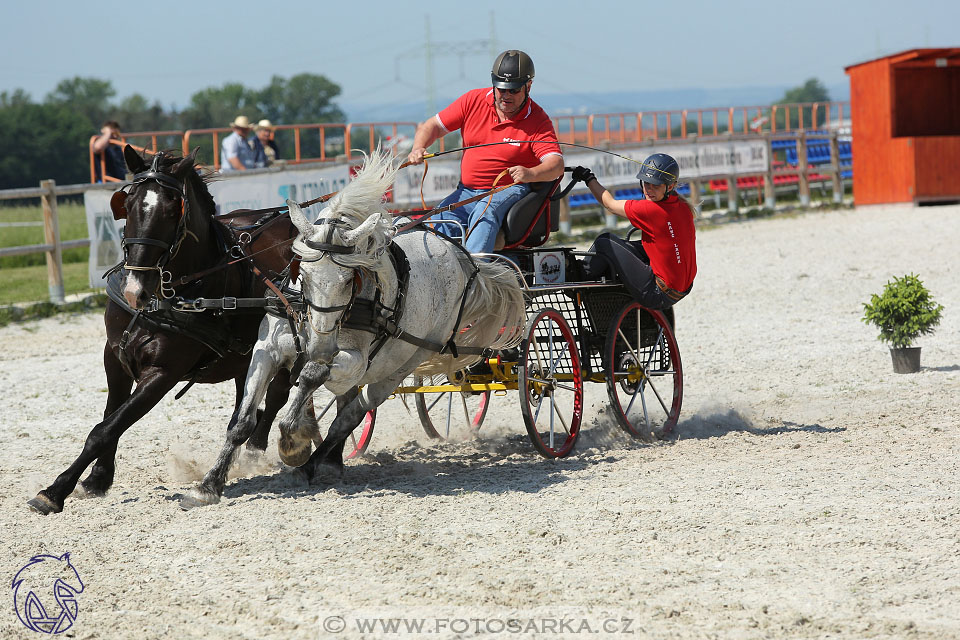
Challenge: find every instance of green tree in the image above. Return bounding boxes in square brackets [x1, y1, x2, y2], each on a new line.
[254, 73, 345, 124]
[116, 93, 175, 132]
[253, 73, 346, 159]
[1, 89, 33, 109]
[773, 78, 831, 129]
[180, 82, 259, 129]
[0, 99, 91, 189]
[44, 77, 116, 129]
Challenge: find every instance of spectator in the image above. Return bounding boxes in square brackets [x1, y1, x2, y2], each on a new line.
[92, 121, 126, 182]
[220, 115, 265, 172]
[256, 119, 279, 165]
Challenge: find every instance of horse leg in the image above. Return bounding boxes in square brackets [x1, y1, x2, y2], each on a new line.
[78, 344, 134, 497]
[181, 349, 284, 508]
[28, 369, 181, 515]
[245, 368, 293, 453]
[277, 360, 330, 467]
[313, 389, 360, 479]
[303, 379, 397, 484]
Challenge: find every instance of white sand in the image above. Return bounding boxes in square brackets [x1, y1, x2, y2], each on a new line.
[1, 203, 958, 639]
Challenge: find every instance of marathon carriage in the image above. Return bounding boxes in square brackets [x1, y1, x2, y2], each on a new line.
[387, 168, 683, 458]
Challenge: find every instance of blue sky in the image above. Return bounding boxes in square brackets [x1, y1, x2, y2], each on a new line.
[2, 0, 956, 114]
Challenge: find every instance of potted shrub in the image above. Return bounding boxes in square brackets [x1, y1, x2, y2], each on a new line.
[862, 273, 944, 373]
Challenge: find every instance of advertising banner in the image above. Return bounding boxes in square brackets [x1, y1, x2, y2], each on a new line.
[84, 139, 768, 287]
[84, 164, 351, 288]
[558, 140, 768, 190]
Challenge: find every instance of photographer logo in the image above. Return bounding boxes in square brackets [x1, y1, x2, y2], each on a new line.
[12, 553, 84, 634]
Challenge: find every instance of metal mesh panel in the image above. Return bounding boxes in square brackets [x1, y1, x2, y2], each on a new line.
[525, 290, 589, 374]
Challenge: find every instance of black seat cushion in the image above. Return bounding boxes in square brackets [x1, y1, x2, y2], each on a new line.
[500, 179, 561, 248]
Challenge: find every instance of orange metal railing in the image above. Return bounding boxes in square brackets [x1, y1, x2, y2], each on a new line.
[91, 102, 850, 181]
[555, 101, 850, 148]
[344, 122, 419, 158]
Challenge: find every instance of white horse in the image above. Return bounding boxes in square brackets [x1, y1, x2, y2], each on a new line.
[183, 150, 525, 506]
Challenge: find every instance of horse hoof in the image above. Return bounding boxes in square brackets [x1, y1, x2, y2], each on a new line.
[78, 480, 108, 498]
[278, 434, 312, 467]
[180, 486, 221, 510]
[244, 442, 267, 455]
[308, 461, 344, 486]
[27, 492, 62, 515]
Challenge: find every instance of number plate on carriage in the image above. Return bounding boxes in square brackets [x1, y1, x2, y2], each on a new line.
[534, 251, 565, 284]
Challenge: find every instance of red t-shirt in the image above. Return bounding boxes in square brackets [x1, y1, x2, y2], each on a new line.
[624, 195, 697, 292]
[436, 88, 562, 189]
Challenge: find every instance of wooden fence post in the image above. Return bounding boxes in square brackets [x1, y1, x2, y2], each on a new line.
[726, 176, 739, 214]
[689, 179, 702, 217]
[797, 131, 810, 208]
[829, 133, 844, 204]
[40, 179, 65, 304]
[764, 136, 776, 209]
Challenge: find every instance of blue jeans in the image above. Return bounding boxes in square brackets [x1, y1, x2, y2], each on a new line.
[429, 183, 531, 253]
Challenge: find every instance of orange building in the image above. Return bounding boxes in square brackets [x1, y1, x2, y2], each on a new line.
[845, 48, 960, 205]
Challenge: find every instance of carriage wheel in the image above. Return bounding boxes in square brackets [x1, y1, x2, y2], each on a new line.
[414, 374, 490, 440]
[519, 308, 583, 458]
[312, 393, 376, 460]
[604, 302, 682, 442]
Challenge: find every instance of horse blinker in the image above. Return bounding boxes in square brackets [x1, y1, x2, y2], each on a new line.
[111, 191, 128, 220]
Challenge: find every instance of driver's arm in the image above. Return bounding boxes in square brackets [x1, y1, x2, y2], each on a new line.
[407, 118, 446, 164]
[507, 154, 564, 184]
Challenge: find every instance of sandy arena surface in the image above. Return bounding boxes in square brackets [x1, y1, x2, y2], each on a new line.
[1, 203, 958, 639]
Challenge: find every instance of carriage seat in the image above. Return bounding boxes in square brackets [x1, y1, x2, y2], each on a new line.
[493, 177, 563, 251]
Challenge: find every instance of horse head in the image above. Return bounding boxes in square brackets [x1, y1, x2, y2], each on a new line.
[116, 146, 210, 309]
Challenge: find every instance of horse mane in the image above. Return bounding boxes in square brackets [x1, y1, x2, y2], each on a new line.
[294, 148, 400, 270]
[322, 148, 400, 227]
[147, 149, 217, 215]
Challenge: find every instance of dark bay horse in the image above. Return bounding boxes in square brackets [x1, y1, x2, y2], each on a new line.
[28, 146, 301, 514]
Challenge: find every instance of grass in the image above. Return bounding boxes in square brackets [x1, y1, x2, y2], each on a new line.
[0, 261, 100, 306]
[0, 200, 89, 269]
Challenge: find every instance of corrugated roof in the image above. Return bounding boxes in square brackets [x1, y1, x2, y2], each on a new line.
[844, 48, 960, 73]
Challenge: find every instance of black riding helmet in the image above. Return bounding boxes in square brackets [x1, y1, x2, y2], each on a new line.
[636, 153, 680, 186]
[491, 50, 535, 89]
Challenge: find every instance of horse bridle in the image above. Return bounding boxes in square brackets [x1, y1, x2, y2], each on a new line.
[295, 217, 363, 335]
[112, 152, 191, 298]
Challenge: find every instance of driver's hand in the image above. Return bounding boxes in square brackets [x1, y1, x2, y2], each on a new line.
[407, 147, 427, 165]
[508, 165, 532, 183]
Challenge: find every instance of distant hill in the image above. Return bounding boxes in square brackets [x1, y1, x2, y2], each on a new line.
[340, 83, 850, 122]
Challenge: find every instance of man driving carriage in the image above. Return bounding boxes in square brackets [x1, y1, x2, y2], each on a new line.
[406, 49, 564, 254]
[573, 153, 697, 309]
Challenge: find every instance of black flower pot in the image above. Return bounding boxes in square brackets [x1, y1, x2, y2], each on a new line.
[890, 347, 921, 374]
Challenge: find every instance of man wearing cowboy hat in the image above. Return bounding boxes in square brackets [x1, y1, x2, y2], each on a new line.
[255, 119, 279, 166]
[221, 115, 266, 172]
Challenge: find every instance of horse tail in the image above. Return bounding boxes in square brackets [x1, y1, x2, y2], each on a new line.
[461, 260, 526, 349]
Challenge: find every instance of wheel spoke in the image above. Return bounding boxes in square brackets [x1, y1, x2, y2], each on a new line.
[316, 396, 335, 421]
[425, 391, 445, 413]
[415, 374, 491, 440]
[605, 304, 682, 441]
[459, 394, 472, 427]
[551, 398, 571, 435]
[520, 309, 583, 459]
[531, 387, 546, 423]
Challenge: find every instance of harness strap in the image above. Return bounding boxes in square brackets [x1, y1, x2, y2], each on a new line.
[117, 309, 141, 380]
